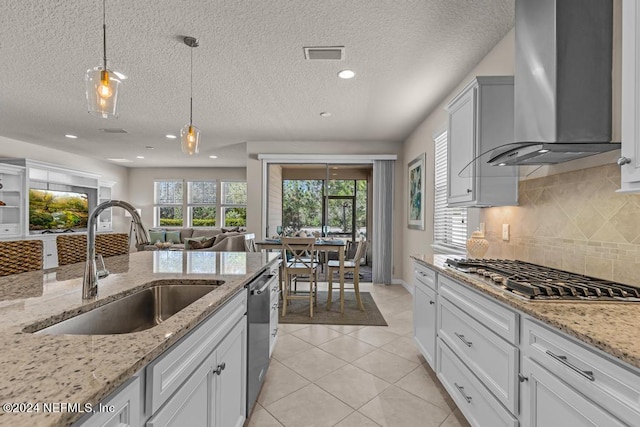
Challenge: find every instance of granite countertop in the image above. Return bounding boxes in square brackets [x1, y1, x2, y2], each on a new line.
[411, 254, 640, 371]
[0, 250, 279, 427]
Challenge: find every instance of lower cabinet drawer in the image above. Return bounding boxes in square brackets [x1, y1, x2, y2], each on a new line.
[0, 224, 19, 236]
[269, 309, 278, 357]
[438, 296, 518, 413]
[522, 318, 640, 427]
[436, 339, 518, 427]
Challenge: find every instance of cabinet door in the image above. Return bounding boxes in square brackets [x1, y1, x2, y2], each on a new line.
[43, 238, 59, 269]
[621, 0, 640, 191]
[77, 377, 141, 427]
[447, 85, 476, 205]
[146, 356, 213, 427]
[521, 357, 625, 427]
[413, 282, 437, 369]
[214, 319, 247, 427]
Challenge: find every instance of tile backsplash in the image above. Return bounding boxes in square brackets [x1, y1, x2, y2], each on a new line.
[480, 163, 640, 285]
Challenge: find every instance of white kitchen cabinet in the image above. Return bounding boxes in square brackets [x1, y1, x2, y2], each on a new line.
[437, 339, 518, 427]
[447, 76, 518, 207]
[620, 0, 640, 192]
[413, 263, 437, 369]
[520, 357, 625, 427]
[41, 235, 59, 269]
[0, 163, 25, 239]
[522, 318, 640, 427]
[146, 319, 246, 427]
[75, 377, 141, 427]
[98, 181, 115, 231]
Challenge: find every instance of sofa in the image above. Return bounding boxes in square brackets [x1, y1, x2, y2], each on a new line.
[143, 227, 249, 252]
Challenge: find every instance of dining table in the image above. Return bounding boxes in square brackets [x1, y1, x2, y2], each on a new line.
[255, 238, 348, 312]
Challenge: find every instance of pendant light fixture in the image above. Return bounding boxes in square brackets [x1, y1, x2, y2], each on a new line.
[85, 0, 122, 118]
[181, 36, 200, 155]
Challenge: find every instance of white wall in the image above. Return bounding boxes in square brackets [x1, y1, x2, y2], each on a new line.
[0, 135, 131, 232]
[400, 29, 516, 284]
[127, 167, 246, 230]
[246, 140, 404, 282]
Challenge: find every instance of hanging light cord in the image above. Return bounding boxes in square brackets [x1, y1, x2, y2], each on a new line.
[102, 0, 107, 68]
[189, 45, 193, 126]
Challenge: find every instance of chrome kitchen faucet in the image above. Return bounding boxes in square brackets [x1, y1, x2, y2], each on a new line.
[83, 200, 149, 299]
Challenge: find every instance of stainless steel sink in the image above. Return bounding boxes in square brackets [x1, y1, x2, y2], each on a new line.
[34, 283, 223, 335]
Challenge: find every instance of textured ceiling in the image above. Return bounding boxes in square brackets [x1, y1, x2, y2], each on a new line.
[0, 1, 514, 167]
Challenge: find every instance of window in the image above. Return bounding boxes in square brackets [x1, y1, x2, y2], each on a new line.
[188, 181, 216, 227]
[221, 181, 247, 227]
[154, 179, 246, 228]
[433, 130, 468, 250]
[154, 181, 184, 226]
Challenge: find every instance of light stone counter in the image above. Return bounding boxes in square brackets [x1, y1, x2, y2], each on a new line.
[0, 250, 279, 427]
[411, 254, 640, 371]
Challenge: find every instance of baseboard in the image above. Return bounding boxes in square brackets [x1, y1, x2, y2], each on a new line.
[392, 278, 413, 296]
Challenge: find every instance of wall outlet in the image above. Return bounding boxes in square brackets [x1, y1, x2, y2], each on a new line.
[502, 224, 510, 241]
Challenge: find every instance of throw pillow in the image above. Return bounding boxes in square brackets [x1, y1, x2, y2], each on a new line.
[184, 236, 207, 250]
[222, 226, 240, 232]
[214, 231, 241, 245]
[149, 230, 166, 243]
[165, 231, 182, 244]
[189, 237, 216, 250]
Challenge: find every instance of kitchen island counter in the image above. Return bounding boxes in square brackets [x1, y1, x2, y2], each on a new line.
[411, 254, 640, 370]
[0, 250, 279, 427]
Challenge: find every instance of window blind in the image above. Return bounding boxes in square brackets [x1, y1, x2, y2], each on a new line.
[433, 130, 467, 250]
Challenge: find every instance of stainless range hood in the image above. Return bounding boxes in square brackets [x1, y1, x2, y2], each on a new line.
[489, 0, 620, 166]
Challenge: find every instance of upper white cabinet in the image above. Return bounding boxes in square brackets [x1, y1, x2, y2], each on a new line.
[620, 0, 640, 192]
[0, 164, 25, 238]
[447, 76, 518, 207]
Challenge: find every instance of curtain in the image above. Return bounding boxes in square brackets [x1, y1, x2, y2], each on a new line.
[372, 160, 394, 284]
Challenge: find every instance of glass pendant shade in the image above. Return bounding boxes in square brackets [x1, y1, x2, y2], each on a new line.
[180, 123, 200, 155]
[86, 64, 121, 118]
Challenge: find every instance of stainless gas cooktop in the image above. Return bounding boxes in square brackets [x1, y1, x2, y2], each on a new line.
[445, 259, 640, 302]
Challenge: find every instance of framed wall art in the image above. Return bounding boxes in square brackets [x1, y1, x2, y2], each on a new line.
[408, 153, 425, 230]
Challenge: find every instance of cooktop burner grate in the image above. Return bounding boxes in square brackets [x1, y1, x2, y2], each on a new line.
[445, 259, 640, 301]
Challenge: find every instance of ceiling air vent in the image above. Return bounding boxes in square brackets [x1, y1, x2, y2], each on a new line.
[304, 46, 344, 60]
[99, 128, 129, 134]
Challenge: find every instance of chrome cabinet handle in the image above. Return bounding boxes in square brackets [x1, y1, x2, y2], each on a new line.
[455, 332, 472, 347]
[454, 383, 472, 403]
[417, 271, 428, 277]
[617, 156, 632, 166]
[546, 350, 594, 381]
[466, 189, 473, 193]
[272, 303, 278, 310]
[518, 373, 528, 382]
[214, 362, 226, 375]
[429, 300, 435, 305]
[272, 328, 278, 337]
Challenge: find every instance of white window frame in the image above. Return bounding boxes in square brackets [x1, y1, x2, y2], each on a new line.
[154, 179, 247, 228]
[433, 129, 468, 254]
[220, 180, 248, 227]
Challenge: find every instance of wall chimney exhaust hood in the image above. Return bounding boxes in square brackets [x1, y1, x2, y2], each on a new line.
[489, 0, 620, 167]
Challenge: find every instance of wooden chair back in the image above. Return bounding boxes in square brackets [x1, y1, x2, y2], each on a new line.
[281, 237, 316, 270]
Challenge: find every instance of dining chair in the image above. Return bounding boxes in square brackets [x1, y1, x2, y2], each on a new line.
[327, 239, 367, 312]
[0, 239, 43, 276]
[280, 237, 319, 317]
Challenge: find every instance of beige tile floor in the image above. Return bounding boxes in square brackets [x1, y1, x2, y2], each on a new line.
[247, 283, 471, 427]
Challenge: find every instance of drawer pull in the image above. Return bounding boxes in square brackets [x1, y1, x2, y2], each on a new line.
[518, 373, 528, 382]
[429, 300, 435, 305]
[213, 362, 226, 375]
[272, 328, 278, 337]
[454, 382, 472, 403]
[455, 332, 472, 347]
[546, 350, 594, 381]
[272, 303, 278, 310]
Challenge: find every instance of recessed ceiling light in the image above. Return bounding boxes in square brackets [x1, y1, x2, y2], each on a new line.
[64, 134, 78, 139]
[106, 158, 133, 163]
[538, 149, 550, 153]
[166, 134, 177, 139]
[320, 112, 331, 117]
[498, 163, 507, 166]
[338, 69, 355, 79]
[145, 146, 155, 150]
[209, 155, 218, 159]
[136, 156, 144, 159]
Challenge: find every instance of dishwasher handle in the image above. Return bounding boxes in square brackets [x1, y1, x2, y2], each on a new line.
[251, 275, 275, 295]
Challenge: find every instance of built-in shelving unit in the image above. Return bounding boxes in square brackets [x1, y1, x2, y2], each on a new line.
[98, 180, 116, 231]
[0, 163, 25, 238]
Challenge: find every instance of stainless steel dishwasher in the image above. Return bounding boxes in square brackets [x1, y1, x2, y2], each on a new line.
[246, 270, 277, 416]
